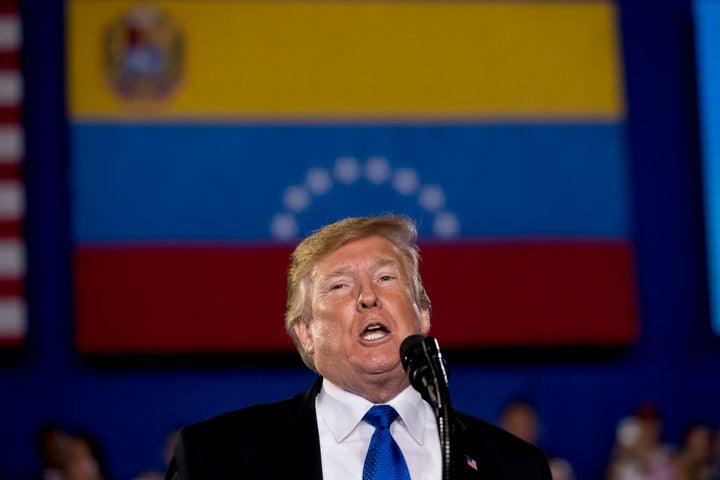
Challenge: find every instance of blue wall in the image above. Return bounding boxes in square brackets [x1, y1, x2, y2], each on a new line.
[2, 1, 719, 479]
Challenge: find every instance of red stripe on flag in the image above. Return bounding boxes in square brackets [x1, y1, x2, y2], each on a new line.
[0, 163, 20, 180]
[0, 336, 23, 346]
[74, 241, 640, 354]
[0, 51, 18, 69]
[0, 106, 19, 123]
[75, 245, 294, 353]
[0, 278, 23, 296]
[0, 219, 21, 236]
[421, 241, 640, 346]
[0, 1, 18, 15]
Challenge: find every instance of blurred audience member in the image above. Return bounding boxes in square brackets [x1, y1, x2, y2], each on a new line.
[550, 457, 576, 480]
[37, 423, 73, 480]
[34, 423, 105, 480]
[606, 403, 676, 480]
[499, 399, 541, 444]
[711, 428, 720, 479]
[672, 423, 714, 480]
[499, 399, 576, 480]
[63, 434, 104, 480]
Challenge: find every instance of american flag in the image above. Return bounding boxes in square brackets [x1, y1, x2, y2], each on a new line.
[466, 455, 477, 471]
[0, 0, 25, 347]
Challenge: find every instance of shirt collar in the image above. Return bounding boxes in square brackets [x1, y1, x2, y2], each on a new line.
[316, 379, 429, 445]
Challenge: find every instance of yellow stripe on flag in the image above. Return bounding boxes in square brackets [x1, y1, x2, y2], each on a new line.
[68, 0, 625, 120]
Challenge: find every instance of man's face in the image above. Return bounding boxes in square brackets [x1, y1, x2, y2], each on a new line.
[294, 235, 430, 400]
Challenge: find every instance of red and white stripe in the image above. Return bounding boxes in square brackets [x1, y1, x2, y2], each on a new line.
[0, 0, 25, 346]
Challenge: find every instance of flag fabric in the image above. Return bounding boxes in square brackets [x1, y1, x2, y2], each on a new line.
[695, 0, 720, 337]
[0, 0, 25, 347]
[67, 0, 639, 353]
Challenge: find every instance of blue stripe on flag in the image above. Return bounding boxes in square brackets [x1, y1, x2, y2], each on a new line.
[71, 123, 630, 241]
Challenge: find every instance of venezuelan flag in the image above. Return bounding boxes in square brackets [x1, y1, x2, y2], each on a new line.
[68, 0, 637, 353]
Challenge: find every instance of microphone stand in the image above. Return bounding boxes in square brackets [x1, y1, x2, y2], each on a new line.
[423, 337, 455, 480]
[402, 336, 455, 480]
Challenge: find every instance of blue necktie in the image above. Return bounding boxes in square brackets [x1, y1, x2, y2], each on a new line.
[362, 405, 412, 480]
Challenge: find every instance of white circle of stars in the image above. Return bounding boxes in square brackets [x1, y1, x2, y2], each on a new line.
[271, 156, 461, 241]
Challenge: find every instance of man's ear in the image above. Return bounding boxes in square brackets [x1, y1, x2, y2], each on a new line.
[293, 318, 315, 355]
[419, 309, 431, 335]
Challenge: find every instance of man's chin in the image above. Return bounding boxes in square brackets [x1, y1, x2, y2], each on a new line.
[360, 357, 405, 379]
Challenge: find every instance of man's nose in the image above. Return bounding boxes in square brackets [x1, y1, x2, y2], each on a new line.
[357, 283, 380, 310]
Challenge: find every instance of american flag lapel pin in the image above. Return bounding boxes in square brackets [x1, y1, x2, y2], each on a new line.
[466, 455, 478, 470]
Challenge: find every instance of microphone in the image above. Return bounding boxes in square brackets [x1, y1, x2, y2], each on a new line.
[400, 334, 455, 480]
[399, 334, 449, 409]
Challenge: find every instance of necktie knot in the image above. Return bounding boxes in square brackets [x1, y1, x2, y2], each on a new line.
[363, 404, 399, 430]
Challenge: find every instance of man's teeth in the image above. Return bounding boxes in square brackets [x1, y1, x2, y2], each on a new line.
[363, 331, 386, 340]
[363, 325, 387, 341]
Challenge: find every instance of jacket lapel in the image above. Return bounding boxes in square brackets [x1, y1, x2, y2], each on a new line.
[453, 416, 497, 479]
[271, 377, 325, 479]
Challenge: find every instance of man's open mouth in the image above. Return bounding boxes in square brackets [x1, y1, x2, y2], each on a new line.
[362, 323, 389, 341]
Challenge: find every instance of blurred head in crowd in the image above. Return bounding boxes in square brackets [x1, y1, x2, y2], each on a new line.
[498, 399, 540, 445]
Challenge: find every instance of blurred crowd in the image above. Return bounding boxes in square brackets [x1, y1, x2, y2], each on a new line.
[499, 400, 720, 480]
[32, 423, 175, 480]
[605, 403, 720, 480]
[31, 402, 720, 480]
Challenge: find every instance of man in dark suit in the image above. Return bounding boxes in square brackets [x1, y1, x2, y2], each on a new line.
[166, 215, 552, 479]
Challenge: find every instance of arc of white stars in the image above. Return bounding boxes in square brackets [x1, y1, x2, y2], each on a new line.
[271, 156, 461, 240]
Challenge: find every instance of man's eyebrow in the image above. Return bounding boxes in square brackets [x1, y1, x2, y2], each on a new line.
[318, 265, 353, 282]
[370, 257, 400, 269]
[317, 258, 399, 281]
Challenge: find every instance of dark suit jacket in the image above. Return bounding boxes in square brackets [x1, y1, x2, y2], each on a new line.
[166, 378, 552, 479]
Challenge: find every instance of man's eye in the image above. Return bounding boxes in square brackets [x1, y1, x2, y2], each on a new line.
[379, 275, 394, 281]
[330, 284, 345, 290]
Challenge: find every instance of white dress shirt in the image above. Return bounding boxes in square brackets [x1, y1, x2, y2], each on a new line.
[315, 379, 441, 480]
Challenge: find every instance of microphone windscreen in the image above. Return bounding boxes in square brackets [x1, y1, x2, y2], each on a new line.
[400, 334, 441, 407]
[400, 334, 426, 360]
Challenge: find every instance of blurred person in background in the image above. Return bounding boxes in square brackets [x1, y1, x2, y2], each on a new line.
[498, 399, 575, 480]
[671, 423, 714, 480]
[712, 428, 720, 479]
[33, 424, 105, 480]
[498, 399, 540, 445]
[36, 423, 72, 480]
[606, 403, 676, 480]
[62, 434, 104, 480]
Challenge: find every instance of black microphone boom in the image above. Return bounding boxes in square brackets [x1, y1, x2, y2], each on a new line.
[400, 334, 455, 480]
[399, 334, 448, 408]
